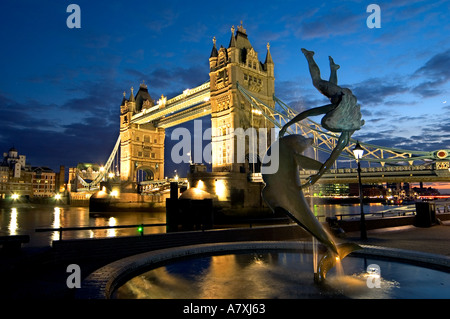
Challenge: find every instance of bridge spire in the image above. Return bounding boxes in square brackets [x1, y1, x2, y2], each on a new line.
[229, 25, 236, 48]
[237, 21, 246, 34]
[129, 86, 135, 102]
[121, 91, 127, 106]
[210, 36, 218, 58]
[265, 42, 273, 65]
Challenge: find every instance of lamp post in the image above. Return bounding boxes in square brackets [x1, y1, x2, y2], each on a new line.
[352, 141, 367, 240]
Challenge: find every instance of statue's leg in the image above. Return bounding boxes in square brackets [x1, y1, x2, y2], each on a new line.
[329, 56, 340, 85]
[301, 48, 342, 100]
[280, 104, 335, 138]
[302, 130, 353, 188]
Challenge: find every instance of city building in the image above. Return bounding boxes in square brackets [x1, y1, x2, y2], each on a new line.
[31, 166, 56, 197]
[0, 147, 33, 199]
[0, 147, 64, 199]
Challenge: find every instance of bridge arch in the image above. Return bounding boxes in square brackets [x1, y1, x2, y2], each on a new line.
[135, 166, 155, 183]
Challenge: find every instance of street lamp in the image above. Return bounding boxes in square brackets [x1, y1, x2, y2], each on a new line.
[352, 141, 367, 240]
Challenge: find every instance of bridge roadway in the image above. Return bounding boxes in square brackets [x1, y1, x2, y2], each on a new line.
[131, 82, 211, 128]
[250, 164, 450, 184]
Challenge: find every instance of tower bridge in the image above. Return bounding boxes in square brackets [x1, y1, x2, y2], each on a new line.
[71, 23, 450, 208]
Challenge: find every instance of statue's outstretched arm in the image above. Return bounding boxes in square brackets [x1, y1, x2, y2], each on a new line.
[301, 130, 353, 188]
[280, 104, 335, 138]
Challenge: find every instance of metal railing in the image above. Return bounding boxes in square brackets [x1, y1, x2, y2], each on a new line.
[35, 223, 167, 241]
[35, 204, 448, 241]
[331, 210, 416, 221]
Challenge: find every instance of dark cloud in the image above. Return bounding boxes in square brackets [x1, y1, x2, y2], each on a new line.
[0, 112, 119, 171]
[0, 79, 120, 171]
[341, 49, 450, 105]
[288, 4, 364, 40]
[0, 94, 61, 131]
[125, 65, 209, 92]
[412, 49, 450, 97]
[278, 50, 450, 111]
[349, 77, 410, 106]
[60, 79, 122, 124]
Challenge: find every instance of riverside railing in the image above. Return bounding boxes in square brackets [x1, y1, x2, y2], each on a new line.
[35, 223, 167, 241]
[36, 205, 442, 241]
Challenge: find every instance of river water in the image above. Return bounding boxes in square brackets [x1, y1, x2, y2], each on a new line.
[0, 203, 414, 248]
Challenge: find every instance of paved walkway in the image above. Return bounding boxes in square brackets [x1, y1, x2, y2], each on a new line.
[1, 222, 449, 299]
[343, 222, 450, 257]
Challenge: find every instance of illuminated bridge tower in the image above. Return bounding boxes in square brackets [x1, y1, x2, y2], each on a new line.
[187, 24, 275, 210]
[120, 82, 165, 192]
[209, 23, 275, 173]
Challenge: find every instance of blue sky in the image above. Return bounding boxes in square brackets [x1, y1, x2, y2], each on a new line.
[0, 0, 449, 190]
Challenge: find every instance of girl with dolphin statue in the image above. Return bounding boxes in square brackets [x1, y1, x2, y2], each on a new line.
[262, 49, 364, 282]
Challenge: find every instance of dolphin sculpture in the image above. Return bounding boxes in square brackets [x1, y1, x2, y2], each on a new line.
[262, 134, 361, 282]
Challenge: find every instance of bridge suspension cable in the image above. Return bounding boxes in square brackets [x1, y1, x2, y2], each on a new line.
[236, 82, 449, 165]
[77, 135, 121, 188]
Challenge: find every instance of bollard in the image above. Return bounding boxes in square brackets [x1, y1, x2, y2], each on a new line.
[170, 182, 179, 199]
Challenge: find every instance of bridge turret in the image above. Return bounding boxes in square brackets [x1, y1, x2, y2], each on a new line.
[227, 26, 239, 64]
[209, 22, 275, 173]
[120, 91, 128, 114]
[127, 86, 136, 113]
[264, 42, 274, 78]
[120, 82, 165, 192]
[209, 37, 218, 71]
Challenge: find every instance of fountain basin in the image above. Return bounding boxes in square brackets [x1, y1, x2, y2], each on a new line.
[77, 241, 450, 299]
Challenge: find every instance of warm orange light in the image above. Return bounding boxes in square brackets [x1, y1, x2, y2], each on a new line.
[197, 180, 205, 190]
[215, 179, 226, 200]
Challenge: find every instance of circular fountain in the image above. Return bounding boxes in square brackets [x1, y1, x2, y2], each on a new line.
[77, 241, 450, 299]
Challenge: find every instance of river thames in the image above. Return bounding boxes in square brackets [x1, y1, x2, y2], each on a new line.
[0, 203, 415, 248]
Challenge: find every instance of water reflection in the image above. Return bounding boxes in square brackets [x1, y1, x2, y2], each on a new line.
[8, 208, 18, 235]
[115, 252, 317, 299]
[51, 207, 61, 241]
[107, 217, 117, 237]
[114, 253, 450, 299]
[0, 205, 166, 247]
[0, 203, 404, 248]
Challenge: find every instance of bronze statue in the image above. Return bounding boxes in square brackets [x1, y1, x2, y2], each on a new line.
[280, 48, 364, 187]
[262, 49, 363, 282]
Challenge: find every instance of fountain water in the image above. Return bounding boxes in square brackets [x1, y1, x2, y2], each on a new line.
[312, 237, 319, 281]
[109, 244, 450, 299]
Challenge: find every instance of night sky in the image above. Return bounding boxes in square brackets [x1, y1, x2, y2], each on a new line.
[0, 1, 449, 191]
